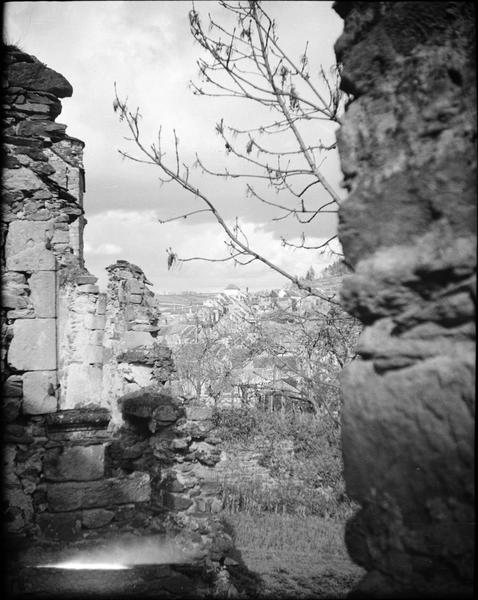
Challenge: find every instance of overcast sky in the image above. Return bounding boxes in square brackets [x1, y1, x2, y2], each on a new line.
[4, 1, 344, 293]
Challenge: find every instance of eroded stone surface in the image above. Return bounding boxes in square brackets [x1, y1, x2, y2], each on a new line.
[44, 445, 105, 481]
[8, 319, 56, 371]
[5, 220, 56, 272]
[334, 2, 475, 596]
[46, 471, 151, 511]
[29, 271, 56, 318]
[22, 370, 57, 414]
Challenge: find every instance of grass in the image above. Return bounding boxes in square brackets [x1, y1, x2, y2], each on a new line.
[222, 511, 364, 598]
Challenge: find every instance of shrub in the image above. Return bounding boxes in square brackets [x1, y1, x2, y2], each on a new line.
[212, 405, 356, 518]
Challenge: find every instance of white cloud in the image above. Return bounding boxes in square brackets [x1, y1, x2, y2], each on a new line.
[83, 210, 339, 293]
[5, 2, 344, 294]
[83, 242, 123, 256]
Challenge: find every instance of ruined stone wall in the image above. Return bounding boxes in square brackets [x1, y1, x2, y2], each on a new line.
[101, 259, 174, 424]
[3, 47, 86, 418]
[333, 2, 475, 597]
[2, 48, 227, 564]
[2, 47, 95, 536]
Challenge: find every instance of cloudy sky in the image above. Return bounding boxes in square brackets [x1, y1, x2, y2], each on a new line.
[4, 1, 345, 293]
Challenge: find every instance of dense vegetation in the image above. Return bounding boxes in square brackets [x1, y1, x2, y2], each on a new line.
[213, 406, 356, 519]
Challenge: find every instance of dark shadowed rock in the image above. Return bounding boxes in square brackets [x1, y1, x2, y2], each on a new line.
[119, 386, 184, 431]
[6, 54, 73, 97]
[334, 1, 475, 596]
[46, 471, 151, 511]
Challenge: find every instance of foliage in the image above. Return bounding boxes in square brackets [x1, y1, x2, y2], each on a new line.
[212, 405, 258, 442]
[212, 406, 356, 518]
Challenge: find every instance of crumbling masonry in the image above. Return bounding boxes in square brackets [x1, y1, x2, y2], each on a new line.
[2, 46, 232, 570]
[334, 2, 475, 597]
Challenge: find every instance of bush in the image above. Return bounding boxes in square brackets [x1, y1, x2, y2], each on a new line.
[212, 405, 356, 518]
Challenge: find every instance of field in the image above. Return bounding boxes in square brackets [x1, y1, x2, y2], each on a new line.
[222, 512, 364, 598]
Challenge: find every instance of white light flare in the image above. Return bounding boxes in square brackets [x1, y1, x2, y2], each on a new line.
[39, 561, 130, 570]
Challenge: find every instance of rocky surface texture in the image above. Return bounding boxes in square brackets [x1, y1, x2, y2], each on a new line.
[333, 2, 475, 597]
[106, 391, 233, 562]
[102, 260, 175, 424]
[2, 46, 233, 594]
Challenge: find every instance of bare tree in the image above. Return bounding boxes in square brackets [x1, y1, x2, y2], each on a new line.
[238, 299, 361, 421]
[113, 0, 348, 304]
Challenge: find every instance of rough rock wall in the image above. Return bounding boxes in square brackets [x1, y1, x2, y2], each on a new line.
[3, 46, 87, 418]
[1, 48, 224, 562]
[102, 259, 175, 424]
[333, 2, 475, 597]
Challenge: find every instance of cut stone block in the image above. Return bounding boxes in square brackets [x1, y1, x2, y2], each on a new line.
[37, 512, 81, 541]
[5, 220, 56, 271]
[84, 314, 106, 329]
[8, 319, 56, 370]
[22, 371, 57, 414]
[76, 274, 98, 285]
[29, 271, 56, 317]
[77, 284, 99, 294]
[126, 279, 144, 294]
[163, 492, 193, 511]
[82, 508, 114, 529]
[63, 363, 103, 409]
[46, 408, 111, 431]
[96, 295, 107, 315]
[3, 166, 48, 193]
[46, 472, 151, 511]
[124, 331, 154, 349]
[44, 445, 105, 481]
[85, 344, 104, 364]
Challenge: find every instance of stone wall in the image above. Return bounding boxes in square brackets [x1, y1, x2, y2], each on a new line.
[2, 47, 232, 582]
[333, 2, 475, 597]
[101, 259, 174, 424]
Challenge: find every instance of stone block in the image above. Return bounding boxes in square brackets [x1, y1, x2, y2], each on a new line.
[77, 284, 99, 294]
[46, 472, 151, 511]
[129, 293, 143, 304]
[119, 387, 182, 425]
[190, 441, 221, 466]
[89, 330, 104, 345]
[37, 512, 81, 541]
[3, 166, 48, 193]
[7, 59, 73, 97]
[8, 319, 56, 371]
[84, 313, 106, 329]
[96, 295, 107, 315]
[126, 279, 144, 294]
[85, 344, 104, 364]
[7, 307, 35, 319]
[76, 274, 98, 285]
[82, 508, 114, 529]
[51, 228, 70, 244]
[29, 271, 56, 317]
[163, 492, 193, 511]
[5, 220, 56, 271]
[22, 371, 57, 414]
[63, 363, 103, 408]
[44, 445, 105, 481]
[1, 291, 33, 310]
[124, 330, 154, 349]
[46, 408, 111, 431]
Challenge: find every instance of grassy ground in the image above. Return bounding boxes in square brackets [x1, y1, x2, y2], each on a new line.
[222, 512, 364, 599]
